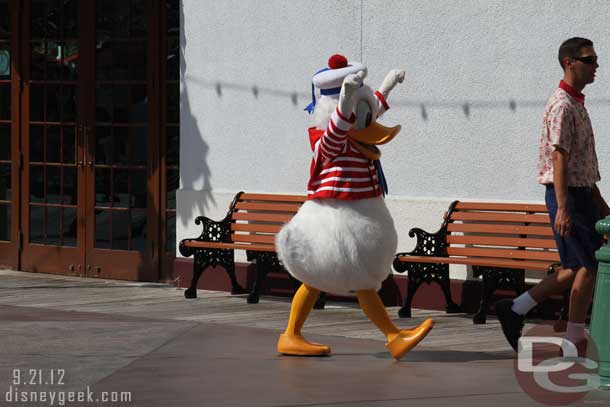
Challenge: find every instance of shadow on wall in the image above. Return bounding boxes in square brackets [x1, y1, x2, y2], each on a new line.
[179, 1, 215, 227]
[186, 77, 610, 122]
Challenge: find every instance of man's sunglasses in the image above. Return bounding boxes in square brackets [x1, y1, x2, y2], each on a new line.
[573, 56, 598, 65]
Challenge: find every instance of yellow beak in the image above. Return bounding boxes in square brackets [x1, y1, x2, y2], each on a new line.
[347, 122, 401, 160]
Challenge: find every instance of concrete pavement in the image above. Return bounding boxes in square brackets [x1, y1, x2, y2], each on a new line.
[0, 270, 608, 406]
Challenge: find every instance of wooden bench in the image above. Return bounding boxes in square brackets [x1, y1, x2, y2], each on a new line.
[393, 201, 561, 324]
[179, 192, 326, 306]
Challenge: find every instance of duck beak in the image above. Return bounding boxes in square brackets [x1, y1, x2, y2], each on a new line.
[347, 122, 401, 160]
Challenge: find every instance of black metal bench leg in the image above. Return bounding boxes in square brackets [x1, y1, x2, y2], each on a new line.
[438, 273, 461, 313]
[247, 258, 269, 304]
[559, 289, 571, 321]
[559, 289, 570, 320]
[473, 270, 497, 324]
[313, 292, 327, 309]
[225, 261, 246, 294]
[185, 255, 203, 299]
[398, 276, 420, 318]
[554, 289, 570, 332]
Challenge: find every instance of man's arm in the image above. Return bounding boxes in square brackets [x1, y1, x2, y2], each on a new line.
[592, 184, 610, 218]
[552, 148, 571, 238]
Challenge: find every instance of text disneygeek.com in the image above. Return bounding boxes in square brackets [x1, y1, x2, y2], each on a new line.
[6, 386, 132, 406]
[5, 369, 133, 406]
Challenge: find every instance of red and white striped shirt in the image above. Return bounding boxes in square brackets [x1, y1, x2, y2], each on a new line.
[307, 92, 389, 200]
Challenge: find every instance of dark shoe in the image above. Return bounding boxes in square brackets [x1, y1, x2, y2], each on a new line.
[495, 299, 524, 352]
[553, 319, 567, 333]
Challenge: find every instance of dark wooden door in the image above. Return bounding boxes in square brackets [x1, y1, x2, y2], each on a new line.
[20, 0, 85, 275]
[19, 0, 159, 280]
[81, 0, 158, 280]
[0, 0, 19, 269]
[1, 0, 178, 281]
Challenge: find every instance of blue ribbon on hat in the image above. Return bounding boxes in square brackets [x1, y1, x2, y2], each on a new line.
[304, 67, 329, 114]
[305, 67, 345, 114]
[374, 160, 389, 197]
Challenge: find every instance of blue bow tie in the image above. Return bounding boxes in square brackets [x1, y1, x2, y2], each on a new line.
[374, 160, 388, 197]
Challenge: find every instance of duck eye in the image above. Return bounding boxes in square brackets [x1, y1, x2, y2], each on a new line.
[355, 100, 373, 129]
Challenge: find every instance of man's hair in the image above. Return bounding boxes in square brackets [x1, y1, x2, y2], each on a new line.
[558, 37, 594, 69]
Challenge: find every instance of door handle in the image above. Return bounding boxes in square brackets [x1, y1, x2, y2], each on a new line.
[77, 123, 87, 168]
[85, 126, 93, 167]
[76, 123, 87, 168]
[78, 124, 94, 167]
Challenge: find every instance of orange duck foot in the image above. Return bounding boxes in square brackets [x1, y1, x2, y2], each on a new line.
[277, 333, 331, 356]
[386, 319, 435, 360]
[398, 318, 435, 336]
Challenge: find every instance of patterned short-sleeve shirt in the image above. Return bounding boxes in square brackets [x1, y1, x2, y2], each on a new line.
[537, 87, 600, 186]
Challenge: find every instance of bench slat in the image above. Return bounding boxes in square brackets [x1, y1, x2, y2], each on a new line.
[396, 255, 554, 271]
[447, 247, 559, 262]
[239, 193, 307, 203]
[454, 202, 548, 213]
[231, 233, 276, 244]
[231, 223, 283, 233]
[450, 212, 550, 224]
[181, 240, 277, 252]
[446, 235, 557, 249]
[232, 212, 293, 223]
[235, 202, 302, 212]
[447, 223, 554, 236]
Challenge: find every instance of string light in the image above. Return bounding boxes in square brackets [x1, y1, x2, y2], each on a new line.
[191, 79, 610, 117]
[462, 103, 470, 118]
[509, 99, 516, 112]
[420, 104, 428, 121]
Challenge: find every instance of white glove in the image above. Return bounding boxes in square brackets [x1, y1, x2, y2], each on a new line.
[378, 69, 405, 98]
[338, 70, 366, 118]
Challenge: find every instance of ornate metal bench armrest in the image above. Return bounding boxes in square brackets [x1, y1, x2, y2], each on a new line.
[404, 226, 448, 257]
[392, 201, 460, 274]
[393, 227, 448, 273]
[394, 200, 457, 262]
[179, 192, 243, 258]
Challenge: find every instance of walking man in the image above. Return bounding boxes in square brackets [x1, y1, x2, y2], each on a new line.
[496, 37, 610, 352]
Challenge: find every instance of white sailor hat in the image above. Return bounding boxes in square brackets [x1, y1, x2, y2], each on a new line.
[304, 54, 367, 113]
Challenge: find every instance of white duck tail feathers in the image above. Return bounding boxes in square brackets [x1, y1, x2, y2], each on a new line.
[276, 197, 397, 295]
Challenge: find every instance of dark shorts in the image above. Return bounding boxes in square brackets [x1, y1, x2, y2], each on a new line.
[545, 184, 603, 270]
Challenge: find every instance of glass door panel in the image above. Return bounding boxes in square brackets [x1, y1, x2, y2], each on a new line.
[0, 16, 11, 242]
[85, 0, 156, 280]
[159, 0, 179, 280]
[21, 0, 83, 274]
[0, 0, 17, 268]
[13, 0, 170, 280]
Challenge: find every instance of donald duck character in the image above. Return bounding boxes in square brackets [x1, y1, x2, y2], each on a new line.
[276, 54, 434, 359]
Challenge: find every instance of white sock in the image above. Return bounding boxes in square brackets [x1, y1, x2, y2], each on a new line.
[565, 322, 586, 344]
[511, 292, 537, 315]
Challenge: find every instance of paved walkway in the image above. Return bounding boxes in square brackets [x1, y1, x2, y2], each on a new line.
[0, 270, 608, 406]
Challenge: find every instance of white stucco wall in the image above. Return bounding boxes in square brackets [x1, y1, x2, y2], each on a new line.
[178, 0, 610, 278]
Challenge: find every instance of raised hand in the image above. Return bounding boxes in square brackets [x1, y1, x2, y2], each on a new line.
[338, 70, 366, 117]
[378, 69, 406, 98]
